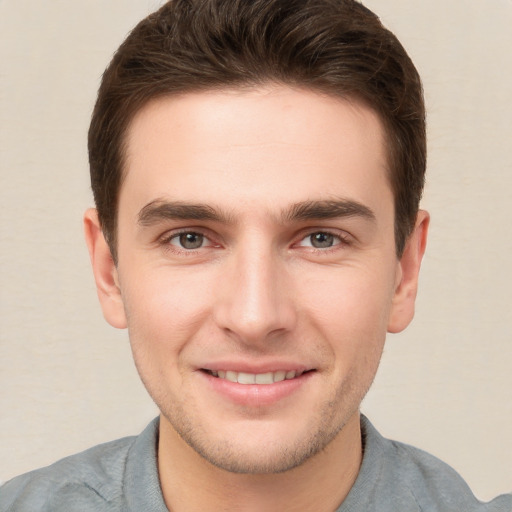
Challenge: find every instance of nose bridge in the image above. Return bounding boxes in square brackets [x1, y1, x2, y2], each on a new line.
[214, 232, 295, 344]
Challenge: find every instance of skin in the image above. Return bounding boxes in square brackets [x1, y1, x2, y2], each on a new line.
[85, 85, 428, 511]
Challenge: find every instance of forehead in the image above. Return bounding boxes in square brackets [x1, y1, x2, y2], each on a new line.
[120, 86, 391, 218]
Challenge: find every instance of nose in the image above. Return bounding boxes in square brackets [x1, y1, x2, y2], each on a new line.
[213, 239, 297, 347]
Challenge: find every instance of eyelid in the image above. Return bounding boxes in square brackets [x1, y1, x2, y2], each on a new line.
[155, 226, 353, 253]
[294, 228, 353, 249]
[158, 227, 220, 251]
[169, 232, 209, 248]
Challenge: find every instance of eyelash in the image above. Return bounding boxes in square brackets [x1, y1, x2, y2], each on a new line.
[158, 230, 217, 255]
[297, 230, 352, 252]
[158, 229, 352, 255]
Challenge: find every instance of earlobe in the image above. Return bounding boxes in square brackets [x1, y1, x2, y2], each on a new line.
[83, 208, 127, 329]
[387, 210, 429, 333]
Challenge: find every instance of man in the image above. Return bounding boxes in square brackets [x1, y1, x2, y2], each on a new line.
[1, 0, 510, 510]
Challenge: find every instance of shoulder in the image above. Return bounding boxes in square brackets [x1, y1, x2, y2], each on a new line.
[345, 416, 512, 512]
[386, 438, 511, 511]
[0, 435, 136, 512]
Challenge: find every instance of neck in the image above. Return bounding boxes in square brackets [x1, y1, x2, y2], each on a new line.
[157, 411, 362, 512]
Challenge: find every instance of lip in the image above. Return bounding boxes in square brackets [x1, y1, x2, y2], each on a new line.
[198, 366, 316, 407]
[198, 360, 312, 374]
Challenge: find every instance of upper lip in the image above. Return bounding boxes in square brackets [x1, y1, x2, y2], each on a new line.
[198, 360, 314, 374]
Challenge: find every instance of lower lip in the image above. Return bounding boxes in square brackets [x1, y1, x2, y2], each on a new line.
[201, 371, 315, 407]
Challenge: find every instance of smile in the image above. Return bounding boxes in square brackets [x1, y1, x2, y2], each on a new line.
[204, 369, 307, 385]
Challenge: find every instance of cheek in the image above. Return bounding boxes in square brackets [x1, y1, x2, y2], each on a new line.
[120, 268, 213, 356]
[299, 265, 396, 357]
[119, 269, 215, 404]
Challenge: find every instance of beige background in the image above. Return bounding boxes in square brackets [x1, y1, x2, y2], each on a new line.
[1, 0, 511, 500]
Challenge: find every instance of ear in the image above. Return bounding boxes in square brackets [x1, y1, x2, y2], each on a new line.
[387, 210, 429, 333]
[83, 208, 127, 329]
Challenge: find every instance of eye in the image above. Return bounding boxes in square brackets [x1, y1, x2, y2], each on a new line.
[169, 232, 207, 250]
[298, 231, 343, 249]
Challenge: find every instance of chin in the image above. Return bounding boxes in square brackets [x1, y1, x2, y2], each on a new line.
[184, 437, 325, 474]
[165, 408, 350, 475]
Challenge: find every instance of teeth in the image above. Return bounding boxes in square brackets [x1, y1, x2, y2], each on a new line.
[238, 372, 256, 384]
[210, 369, 303, 385]
[255, 372, 273, 384]
[226, 371, 237, 383]
[274, 370, 286, 382]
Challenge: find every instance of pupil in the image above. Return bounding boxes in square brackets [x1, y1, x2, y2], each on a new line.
[180, 233, 203, 249]
[311, 232, 334, 248]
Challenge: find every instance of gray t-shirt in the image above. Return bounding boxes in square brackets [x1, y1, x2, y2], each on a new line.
[1, 416, 510, 511]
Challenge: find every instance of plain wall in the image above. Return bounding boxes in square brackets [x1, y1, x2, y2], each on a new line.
[1, 0, 511, 500]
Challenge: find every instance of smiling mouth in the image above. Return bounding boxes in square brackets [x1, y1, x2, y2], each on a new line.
[202, 369, 313, 385]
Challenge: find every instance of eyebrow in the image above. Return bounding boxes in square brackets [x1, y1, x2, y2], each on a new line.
[138, 200, 233, 226]
[283, 199, 376, 223]
[137, 198, 375, 227]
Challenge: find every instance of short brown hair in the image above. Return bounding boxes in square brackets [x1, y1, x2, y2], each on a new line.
[89, 0, 425, 262]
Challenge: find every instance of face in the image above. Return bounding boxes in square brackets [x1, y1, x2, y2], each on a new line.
[86, 86, 427, 474]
